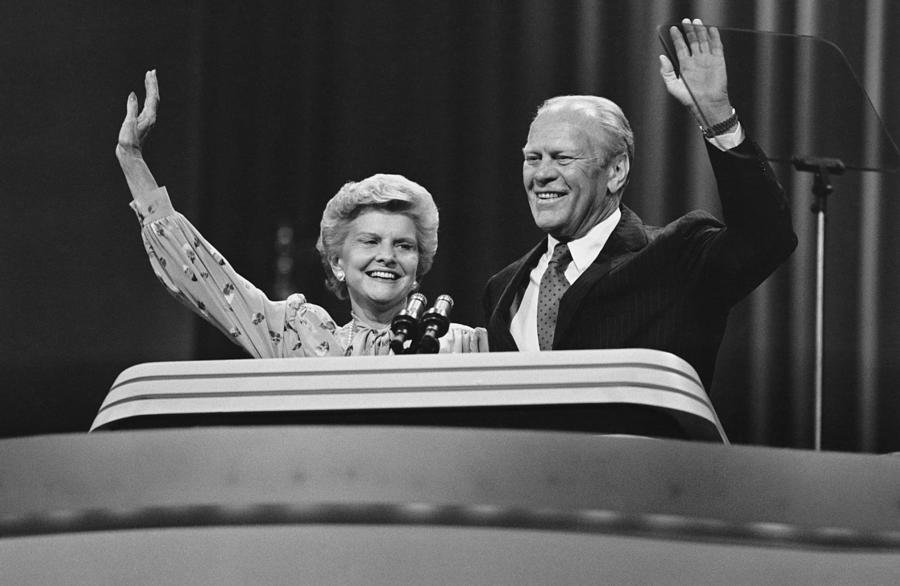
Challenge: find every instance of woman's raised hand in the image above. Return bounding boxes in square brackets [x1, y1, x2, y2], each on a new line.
[117, 69, 159, 157]
[116, 70, 161, 196]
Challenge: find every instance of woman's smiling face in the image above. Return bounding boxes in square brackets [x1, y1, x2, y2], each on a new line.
[333, 208, 420, 322]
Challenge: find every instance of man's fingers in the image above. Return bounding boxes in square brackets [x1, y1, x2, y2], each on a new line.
[669, 25, 689, 61]
[682, 18, 699, 54]
[708, 26, 724, 55]
[659, 54, 675, 76]
[693, 18, 710, 53]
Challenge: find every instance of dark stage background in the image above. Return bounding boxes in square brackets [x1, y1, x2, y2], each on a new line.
[3, 0, 900, 452]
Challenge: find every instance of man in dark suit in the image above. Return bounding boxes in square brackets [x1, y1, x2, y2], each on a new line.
[483, 19, 797, 391]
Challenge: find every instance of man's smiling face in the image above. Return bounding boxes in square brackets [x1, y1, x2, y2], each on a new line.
[522, 109, 622, 241]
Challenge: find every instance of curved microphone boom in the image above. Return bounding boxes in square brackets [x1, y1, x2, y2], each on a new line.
[417, 294, 454, 354]
[390, 293, 428, 354]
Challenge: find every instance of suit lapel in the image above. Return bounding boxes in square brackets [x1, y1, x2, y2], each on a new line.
[489, 240, 547, 350]
[553, 206, 648, 347]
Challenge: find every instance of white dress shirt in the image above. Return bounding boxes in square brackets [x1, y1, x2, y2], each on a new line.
[509, 208, 621, 351]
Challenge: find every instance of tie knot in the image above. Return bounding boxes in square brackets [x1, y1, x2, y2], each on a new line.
[549, 242, 570, 266]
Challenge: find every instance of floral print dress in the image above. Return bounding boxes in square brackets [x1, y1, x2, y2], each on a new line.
[131, 186, 468, 357]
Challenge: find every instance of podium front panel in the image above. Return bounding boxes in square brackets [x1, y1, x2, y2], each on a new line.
[3, 427, 900, 584]
[90, 348, 727, 442]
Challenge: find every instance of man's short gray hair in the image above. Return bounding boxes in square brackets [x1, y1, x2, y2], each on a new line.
[535, 96, 634, 191]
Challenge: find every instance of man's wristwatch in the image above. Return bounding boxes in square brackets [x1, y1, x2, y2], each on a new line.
[700, 110, 739, 138]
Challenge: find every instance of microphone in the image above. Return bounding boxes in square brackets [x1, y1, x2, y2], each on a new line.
[390, 292, 428, 354]
[417, 294, 454, 354]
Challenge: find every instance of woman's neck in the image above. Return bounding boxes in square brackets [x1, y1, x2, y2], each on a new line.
[349, 302, 403, 331]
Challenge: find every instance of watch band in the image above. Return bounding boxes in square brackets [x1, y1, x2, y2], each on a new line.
[700, 110, 739, 138]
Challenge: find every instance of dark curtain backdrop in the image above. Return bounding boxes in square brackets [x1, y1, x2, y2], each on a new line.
[3, 0, 899, 452]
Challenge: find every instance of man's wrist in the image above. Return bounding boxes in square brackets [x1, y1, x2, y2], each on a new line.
[700, 108, 739, 139]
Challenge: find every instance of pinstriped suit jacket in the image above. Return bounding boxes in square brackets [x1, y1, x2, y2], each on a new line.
[483, 139, 797, 391]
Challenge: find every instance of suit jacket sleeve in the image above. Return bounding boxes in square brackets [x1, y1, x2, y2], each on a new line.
[695, 139, 797, 306]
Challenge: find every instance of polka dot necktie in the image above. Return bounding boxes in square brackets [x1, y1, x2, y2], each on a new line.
[537, 242, 571, 351]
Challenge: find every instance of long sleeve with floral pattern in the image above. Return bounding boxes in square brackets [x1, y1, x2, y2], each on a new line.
[132, 186, 477, 356]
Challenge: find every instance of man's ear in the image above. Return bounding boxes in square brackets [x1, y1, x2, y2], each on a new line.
[606, 154, 630, 194]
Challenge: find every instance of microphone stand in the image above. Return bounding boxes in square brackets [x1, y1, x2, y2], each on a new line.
[417, 295, 454, 354]
[390, 293, 428, 355]
[792, 156, 845, 452]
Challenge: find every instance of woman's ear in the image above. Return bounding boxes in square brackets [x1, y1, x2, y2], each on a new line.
[329, 257, 345, 282]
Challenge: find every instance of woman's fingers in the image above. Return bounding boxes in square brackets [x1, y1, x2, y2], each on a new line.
[140, 70, 159, 128]
[117, 92, 141, 150]
[118, 70, 160, 151]
[452, 330, 464, 353]
[473, 327, 489, 352]
[125, 91, 138, 119]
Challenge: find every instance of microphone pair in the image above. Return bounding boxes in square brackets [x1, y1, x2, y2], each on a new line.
[389, 293, 454, 354]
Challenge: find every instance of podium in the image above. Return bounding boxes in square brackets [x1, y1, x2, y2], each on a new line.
[4, 426, 900, 584]
[90, 348, 728, 443]
[5, 349, 900, 584]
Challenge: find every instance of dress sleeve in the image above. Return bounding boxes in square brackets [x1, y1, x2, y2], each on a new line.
[130, 186, 338, 358]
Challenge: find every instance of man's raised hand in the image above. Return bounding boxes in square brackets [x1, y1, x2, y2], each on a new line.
[659, 18, 732, 126]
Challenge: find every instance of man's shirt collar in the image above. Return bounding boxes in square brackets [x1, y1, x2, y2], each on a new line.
[546, 207, 622, 272]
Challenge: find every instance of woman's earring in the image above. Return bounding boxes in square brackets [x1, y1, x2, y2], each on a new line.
[411, 280, 419, 291]
[334, 269, 345, 282]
